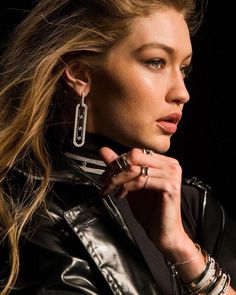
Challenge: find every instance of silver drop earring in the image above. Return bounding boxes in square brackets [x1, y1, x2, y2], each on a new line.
[73, 92, 87, 147]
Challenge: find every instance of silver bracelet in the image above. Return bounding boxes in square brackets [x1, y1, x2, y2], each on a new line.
[188, 250, 210, 289]
[209, 273, 228, 295]
[221, 275, 231, 295]
[187, 257, 216, 294]
[173, 243, 201, 267]
[175, 247, 232, 295]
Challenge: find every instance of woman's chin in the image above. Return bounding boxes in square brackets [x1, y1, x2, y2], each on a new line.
[146, 137, 171, 154]
[121, 135, 171, 154]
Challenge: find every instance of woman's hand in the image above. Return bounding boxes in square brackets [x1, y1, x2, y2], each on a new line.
[100, 147, 236, 294]
[100, 146, 189, 253]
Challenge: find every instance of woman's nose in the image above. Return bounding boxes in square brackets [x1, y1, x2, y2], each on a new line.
[165, 72, 190, 105]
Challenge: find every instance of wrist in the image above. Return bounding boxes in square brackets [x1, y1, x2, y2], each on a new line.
[159, 232, 194, 262]
[175, 251, 232, 294]
[162, 240, 232, 294]
[161, 236, 206, 283]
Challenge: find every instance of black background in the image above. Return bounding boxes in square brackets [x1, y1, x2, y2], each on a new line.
[1, 1, 236, 220]
[168, 1, 236, 220]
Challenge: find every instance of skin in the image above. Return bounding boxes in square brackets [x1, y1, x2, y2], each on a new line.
[65, 8, 235, 293]
[90, 8, 192, 251]
[86, 8, 191, 153]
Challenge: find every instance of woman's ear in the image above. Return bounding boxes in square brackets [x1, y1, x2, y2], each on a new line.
[63, 62, 91, 97]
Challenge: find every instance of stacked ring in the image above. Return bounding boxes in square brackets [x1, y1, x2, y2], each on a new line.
[140, 166, 149, 176]
[141, 148, 153, 176]
[108, 153, 130, 175]
[142, 148, 154, 155]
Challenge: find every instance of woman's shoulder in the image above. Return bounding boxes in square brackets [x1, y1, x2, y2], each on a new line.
[181, 176, 211, 215]
[180, 176, 213, 241]
[182, 176, 212, 197]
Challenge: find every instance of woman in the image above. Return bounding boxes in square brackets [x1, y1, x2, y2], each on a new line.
[0, 0, 235, 294]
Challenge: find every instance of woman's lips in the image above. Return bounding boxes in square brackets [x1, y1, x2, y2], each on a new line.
[156, 121, 178, 134]
[156, 112, 182, 134]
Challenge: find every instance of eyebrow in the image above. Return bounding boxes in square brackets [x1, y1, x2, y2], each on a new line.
[135, 42, 192, 60]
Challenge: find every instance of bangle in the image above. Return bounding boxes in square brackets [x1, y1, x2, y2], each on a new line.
[209, 273, 228, 295]
[188, 249, 209, 288]
[199, 262, 220, 293]
[221, 275, 231, 295]
[187, 257, 216, 293]
[173, 243, 201, 267]
[195, 261, 219, 293]
[171, 244, 232, 295]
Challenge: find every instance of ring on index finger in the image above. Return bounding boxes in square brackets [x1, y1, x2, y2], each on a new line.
[142, 149, 154, 155]
[109, 153, 130, 175]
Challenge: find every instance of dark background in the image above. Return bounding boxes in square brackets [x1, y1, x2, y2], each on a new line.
[169, 1, 236, 220]
[1, 1, 236, 220]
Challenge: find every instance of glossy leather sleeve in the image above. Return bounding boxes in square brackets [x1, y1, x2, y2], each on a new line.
[10, 184, 159, 295]
[11, 203, 105, 295]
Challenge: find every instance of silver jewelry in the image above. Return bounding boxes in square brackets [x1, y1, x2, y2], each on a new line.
[119, 154, 130, 171]
[73, 92, 87, 147]
[209, 273, 228, 295]
[100, 154, 128, 183]
[142, 148, 154, 155]
[174, 243, 201, 267]
[177, 248, 231, 295]
[140, 166, 149, 176]
[112, 154, 130, 174]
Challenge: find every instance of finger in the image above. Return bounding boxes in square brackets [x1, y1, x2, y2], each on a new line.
[100, 147, 118, 164]
[127, 151, 182, 184]
[143, 176, 182, 197]
[99, 147, 122, 183]
[104, 169, 182, 196]
[124, 149, 181, 172]
[101, 162, 179, 195]
[106, 163, 181, 189]
[103, 172, 149, 195]
[100, 148, 182, 196]
[100, 147, 180, 173]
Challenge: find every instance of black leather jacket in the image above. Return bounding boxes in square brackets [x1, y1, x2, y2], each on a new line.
[2, 156, 236, 294]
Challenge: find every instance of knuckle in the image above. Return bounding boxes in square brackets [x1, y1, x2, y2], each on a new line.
[129, 148, 142, 164]
[170, 158, 179, 166]
[169, 159, 181, 172]
[128, 165, 139, 174]
[162, 182, 180, 194]
[110, 176, 118, 186]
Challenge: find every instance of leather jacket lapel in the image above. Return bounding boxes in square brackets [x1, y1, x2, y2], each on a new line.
[64, 193, 160, 295]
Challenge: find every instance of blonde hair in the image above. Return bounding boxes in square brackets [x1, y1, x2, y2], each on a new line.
[0, 0, 200, 293]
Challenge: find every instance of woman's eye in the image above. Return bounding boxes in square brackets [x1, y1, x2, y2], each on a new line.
[145, 59, 165, 69]
[180, 63, 192, 79]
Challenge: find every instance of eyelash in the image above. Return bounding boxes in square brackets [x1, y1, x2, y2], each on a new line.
[145, 58, 192, 79]
[145, 58, 165, 69]
[181, 63, 192, 79]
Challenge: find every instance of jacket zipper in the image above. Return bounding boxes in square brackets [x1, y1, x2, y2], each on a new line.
[168, 261, 181, 295]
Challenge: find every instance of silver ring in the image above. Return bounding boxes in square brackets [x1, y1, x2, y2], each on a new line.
[140, 166, 149, 176]
[142, 149, 154, 155]
[109, 153, 130, 174]
[117, 153, 130, 171]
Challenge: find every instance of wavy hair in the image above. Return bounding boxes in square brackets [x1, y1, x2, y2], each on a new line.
[0, 0, 201, 293]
